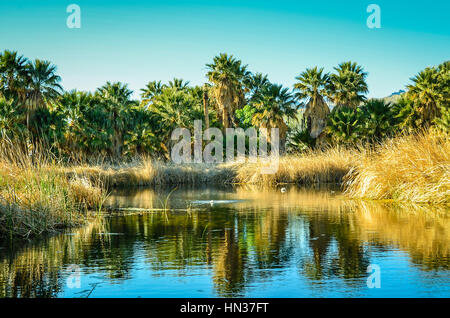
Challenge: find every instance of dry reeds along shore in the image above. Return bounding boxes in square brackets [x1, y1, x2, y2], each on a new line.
[344, 130, 450, 204]
[0, 129, 448, 239]
[64, 130, 449, 204]
[0, 143, 105, 239]
[62, 146, 357, 187]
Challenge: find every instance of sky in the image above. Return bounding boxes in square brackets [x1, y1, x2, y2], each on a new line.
[0, 0, 449, 99]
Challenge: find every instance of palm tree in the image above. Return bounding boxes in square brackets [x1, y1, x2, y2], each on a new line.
[294, 67, 330, 139]
[168, 78, 190, 90]
[56, 90, 92, 153]
[245, 72, 270, 102]
[0, 50, 29, 101]
[0, 97, 23, 139]
[391, 97, 419, 132]
[407, 65, 446, 125]
[148, 87, 200, 155]
[97, 82, 134, 157]
[24, 59, 62, 132]
[150, 87, 197, 128]
[58, 90, 95, 132]
[326, 107, 364, 144]
[206, 53, 250, 129]
[251, 83, 297, 152]
[327, 62, 368, 109]
[360, 99, 394, 141]
[140, 80, 165, 108]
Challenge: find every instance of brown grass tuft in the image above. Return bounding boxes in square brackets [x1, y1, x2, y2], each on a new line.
[344, 130, 450, 204]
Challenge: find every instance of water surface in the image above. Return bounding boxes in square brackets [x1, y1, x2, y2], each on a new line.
[0, 185, 449, 298]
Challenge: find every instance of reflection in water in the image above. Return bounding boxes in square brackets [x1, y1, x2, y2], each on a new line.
[0, 185, 449, 298]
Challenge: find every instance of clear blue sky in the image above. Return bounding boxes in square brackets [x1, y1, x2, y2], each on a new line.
[1, 0, 449, 99]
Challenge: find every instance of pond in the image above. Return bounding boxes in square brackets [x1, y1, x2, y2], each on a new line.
[0, 185, 449, 298]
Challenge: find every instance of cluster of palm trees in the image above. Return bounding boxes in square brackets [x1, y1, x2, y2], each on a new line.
[291, 60, 448, 146]
[0, 49, 448, 159]
[0, 50, 62, 134]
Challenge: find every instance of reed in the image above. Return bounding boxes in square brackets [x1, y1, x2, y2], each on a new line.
[0, 140, 105, 239]
[232, 146, 357, 185]
[59, 130, 449, 204]
[63, 159, 236, 188]
[344, 130, 450, 204]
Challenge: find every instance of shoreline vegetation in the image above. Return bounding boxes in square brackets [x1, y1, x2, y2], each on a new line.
[0, 129, 448, 239]
[0, 143, 105, 239]
[64, 129, 448, 204]
[0, 49, 449, 238]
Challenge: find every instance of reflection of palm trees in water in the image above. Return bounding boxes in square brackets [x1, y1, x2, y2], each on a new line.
[301, 211, 370, 285]
[303, 217, 333, 280]
[0, 220, 109, 298]
[212, 228, 248, 297]
[1, 188, 449, 298]
[212, 206, 293, 297]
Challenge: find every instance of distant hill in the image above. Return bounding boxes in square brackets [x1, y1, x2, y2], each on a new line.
[382, 90, 406, 104]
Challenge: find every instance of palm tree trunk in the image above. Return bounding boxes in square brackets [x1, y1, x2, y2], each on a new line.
[222, 107, 228, 129]
[203, 86, 209, 130]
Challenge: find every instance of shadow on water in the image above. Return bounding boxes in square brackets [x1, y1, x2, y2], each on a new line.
[0, 185, 449, 298]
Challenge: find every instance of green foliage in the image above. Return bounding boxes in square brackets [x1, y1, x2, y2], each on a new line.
[326, 107, 364, 144]
[327, 62, 368, 109]
[434, 105, 450, 132]
[359, 99, 395, 141]
[251, 83, 297, 140]
[33, 107, 67, 150]
[293, 66, 329, 102]
[286, 126, 316, 153]
[0, 97, 25, 138]
[1, 49, 448, 160]
[235, 104, 256, 129]
[406, 61, 449, 125]
[390, 97, 420, 132]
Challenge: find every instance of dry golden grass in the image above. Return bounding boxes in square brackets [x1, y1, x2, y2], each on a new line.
[61, 147, 356, 188]
[232, 146, 357, 185]
[0, 141, 105, 238]
[60, 131, 449, 204]
[344, 130, 450, 204]
[64, 159, 236, 187]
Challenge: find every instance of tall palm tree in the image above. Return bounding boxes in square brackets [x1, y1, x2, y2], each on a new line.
[251, 83, 297, 152]
[97, 82, 134, 157]
[294, 67, 330, 139]
[327, 62, 368, 109]
[25, 59, 62, 132]
[206, 53, 250, 129]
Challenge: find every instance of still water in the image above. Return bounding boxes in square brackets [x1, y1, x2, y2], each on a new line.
[0, 185, 449, 298]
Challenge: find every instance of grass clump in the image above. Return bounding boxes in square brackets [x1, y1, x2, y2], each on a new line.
[344, 130, 450, 204]
[232, 146, 357, 185]
[0, 143, 105, 239]
[63, 159, 236, 188]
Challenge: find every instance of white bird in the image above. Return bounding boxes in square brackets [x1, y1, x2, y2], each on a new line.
[281, 187, 286, 193]
[210, 200, 214, 207]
